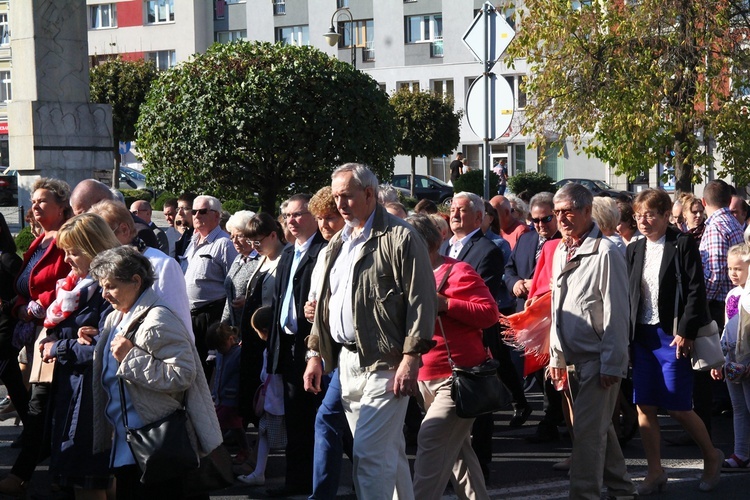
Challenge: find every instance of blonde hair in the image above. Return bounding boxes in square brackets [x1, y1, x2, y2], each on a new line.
[90, 199, 136, 237]
[592, 197, 620, 235]
[728, 243, 750, 263]
[57, 213, 121, 260]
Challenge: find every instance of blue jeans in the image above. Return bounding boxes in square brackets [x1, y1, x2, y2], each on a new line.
[310, 369, 349, 499]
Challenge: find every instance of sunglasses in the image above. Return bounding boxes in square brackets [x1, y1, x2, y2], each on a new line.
[193, 208, 217, 216]
[175, 220, 183, 226]
[531, 215, 554, 224]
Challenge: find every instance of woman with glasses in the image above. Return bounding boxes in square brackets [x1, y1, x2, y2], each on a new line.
[627, 188, 723, 494]
[222, 211, 259, 328]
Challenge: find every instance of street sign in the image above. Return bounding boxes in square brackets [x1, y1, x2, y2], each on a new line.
[465, 75, 514, 140]
[118, 141, 131, 155]
[462, 5, 516, 65]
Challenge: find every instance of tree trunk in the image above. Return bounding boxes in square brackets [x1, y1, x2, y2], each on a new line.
[410, 155, 416, 198]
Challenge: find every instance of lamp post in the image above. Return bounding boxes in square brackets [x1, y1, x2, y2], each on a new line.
[323, 7, 356, 68]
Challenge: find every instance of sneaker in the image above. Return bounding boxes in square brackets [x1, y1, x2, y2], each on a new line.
[237, 472, 265, 486]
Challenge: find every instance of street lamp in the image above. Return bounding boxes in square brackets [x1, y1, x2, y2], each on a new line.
[323, 7, 356, 68]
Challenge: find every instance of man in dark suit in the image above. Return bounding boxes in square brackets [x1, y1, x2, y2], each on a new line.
[443, 191, 530, 478]
[266, 193, 327, 497]
[504, 192, 564, 443]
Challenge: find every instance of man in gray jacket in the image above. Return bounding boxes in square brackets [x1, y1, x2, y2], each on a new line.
[548, 183, 636, 500]
[304, 163, 436, 500]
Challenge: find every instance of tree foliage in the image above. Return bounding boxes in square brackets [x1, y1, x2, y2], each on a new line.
[506, 172, 556, 197]
[136, 42, 398, 212]
[454, 170, 500, 198]
[389, 88, 461, 196]
[505, 0, 750, 194]
[90, 58, 158, 145]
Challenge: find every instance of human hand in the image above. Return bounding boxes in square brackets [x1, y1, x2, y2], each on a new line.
[303, 357, 323, 394]
[436, 294, 449, 313]
[41, 341, 56, 363]
[393, 353, 420, 398]
[231, 296, 246, 310]
[669, 335, 693, 360]
[710, 368, 723, 381]
[304, 300, 317, 323]
[600, 374, 620, 388]
[512, 280, 528, 298]
[77, 326, 98, 345]
[110, 335, 134, 363]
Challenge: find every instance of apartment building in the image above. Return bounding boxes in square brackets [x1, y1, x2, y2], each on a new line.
[0, 1, 9, 169]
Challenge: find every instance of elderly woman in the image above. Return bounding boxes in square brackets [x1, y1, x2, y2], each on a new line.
[627, 189, 723, 494]
[222, 210, 259, 327]
[237, 213, 288, 427]
[39, 213, 121, 498]
[407, 214, 497, 499]
[593, 197, 626, 256]
[90, 246, 221, 498]
[0, 179, 72, 497]
[681, 193, 706, 243]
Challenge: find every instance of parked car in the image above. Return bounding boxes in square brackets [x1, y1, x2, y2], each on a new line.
[119, 166, 156, 196]
[554, 178, 633, 200]
[0, 172, 18, 207]
[391, 174, 453, 204]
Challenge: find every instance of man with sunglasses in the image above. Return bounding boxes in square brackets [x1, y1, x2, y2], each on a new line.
[184, 195, 238, 379]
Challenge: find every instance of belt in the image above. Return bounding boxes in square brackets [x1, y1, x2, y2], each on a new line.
[190, 298, 225, 316]
[340, 342, 357, 352]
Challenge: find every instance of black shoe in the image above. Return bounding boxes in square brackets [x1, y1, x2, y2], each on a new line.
[664, 431, 695, 446]
[509, 405, 532, 427]
[526, 422, 560, 443]
[10, 432, 24, 449]
[266, 484, 310, 497]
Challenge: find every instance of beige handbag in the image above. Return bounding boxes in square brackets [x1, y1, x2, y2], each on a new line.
[29, 327, 55, 384]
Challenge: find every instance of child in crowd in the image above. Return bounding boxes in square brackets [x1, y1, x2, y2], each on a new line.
[712, 243, 750, 470]
[206, 322, 251, 465]
[237, 306, 286, 486]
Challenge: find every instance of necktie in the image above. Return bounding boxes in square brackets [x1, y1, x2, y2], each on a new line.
[279, 248, 303, 333]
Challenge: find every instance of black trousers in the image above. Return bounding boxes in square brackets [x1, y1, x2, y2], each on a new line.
[11, 383, 49, 481]
[190, 299, 226, 381]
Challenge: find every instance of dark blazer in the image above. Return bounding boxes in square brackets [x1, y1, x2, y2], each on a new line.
[505, 229, 540, 312]
[627, 225, 709, 340]
[268, 230, 327, 377]
[442, 229, 505, 299]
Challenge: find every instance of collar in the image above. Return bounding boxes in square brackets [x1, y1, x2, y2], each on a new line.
[450, 227, 481, 246]
[705, 206, 731, 225]
[563, 223, 594, 251]
[192, 224, 224, 245]
[342, 209, 376, 242]
[294, 234, 315, 254]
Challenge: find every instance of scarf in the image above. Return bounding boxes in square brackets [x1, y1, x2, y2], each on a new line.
[43, 271, 96, 329]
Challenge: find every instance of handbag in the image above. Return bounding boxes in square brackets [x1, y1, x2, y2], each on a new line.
[182, 444, 234, 494]
[253, 376, 270, 417]
[672, 244, 723, 371]
[435, 264, 509, 418]
[29, 327, 55, 384]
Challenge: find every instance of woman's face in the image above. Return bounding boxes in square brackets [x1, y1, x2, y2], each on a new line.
[634, 205, 669, 242]
[230, 228, 253, 256]
[316, 210, 345, 241]
[31, 189, 65, 231]
[63, 247, 92, 278]
[685, 201, 705, 229]
[100, 275, 142, 313]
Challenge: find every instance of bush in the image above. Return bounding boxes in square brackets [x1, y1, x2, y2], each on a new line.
[120, 189, 153, 207]
[507, 172, 556, 197]
[14, 226, 34, 253]
[222, 199, 259, 214]
[453, 170, 500, 198]
[152, 191, 177, 211]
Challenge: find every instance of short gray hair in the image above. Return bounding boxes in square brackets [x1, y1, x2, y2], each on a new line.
[405, 214, 442, 254]
[194, 195, 222, 212]
[553, 183, 593, 209]
[226, 210, 256, 234]
[332, 163, 379, 197]
[90, 246, 155, 293]
[453, 191, 485, 217]
[529, 192, 555, 212]
[591, 197, 619, 234]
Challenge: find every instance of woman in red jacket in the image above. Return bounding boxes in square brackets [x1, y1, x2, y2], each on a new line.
[408, 214, 498, 500]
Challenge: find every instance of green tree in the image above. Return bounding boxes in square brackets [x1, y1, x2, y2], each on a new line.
[505, 0, 750, 194]
[136, 42, 398, 212]
[389, 88, 462, 197]
[90, 58, 158, 186]
[506, 172, 556, 197]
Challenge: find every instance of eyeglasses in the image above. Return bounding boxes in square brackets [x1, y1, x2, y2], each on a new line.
[250, 234, 269, 247]
[230, 233, 248, 242]
[175, 220, 183, 227]
[553, 207, 578, 217]
[531, 215, 554, 224]
[633, 212, 660, 222]
[193, 208, 217, 216]
[282, 211, 310, 220]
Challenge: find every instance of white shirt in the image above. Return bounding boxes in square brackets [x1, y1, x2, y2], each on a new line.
[637, 235, 665, 325]
[448, 228, 481, 259]
[143, 246, 193, 335]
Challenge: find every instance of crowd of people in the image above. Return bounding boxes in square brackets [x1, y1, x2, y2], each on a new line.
[0, 166, 749, 500]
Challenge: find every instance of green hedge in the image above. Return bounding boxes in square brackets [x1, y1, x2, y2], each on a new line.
[152, 191, 177, 210]
[120, 189, 153, 207]
[14, 226, 34, 253]
[507, 172, 556, 197]
[453, 170, 500, 198]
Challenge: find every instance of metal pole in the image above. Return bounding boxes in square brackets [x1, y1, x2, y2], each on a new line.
[483, 3, 492, 201]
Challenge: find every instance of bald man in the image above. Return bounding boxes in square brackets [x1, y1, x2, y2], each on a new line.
[130, 200, 169, 254]
[490, 195, 530, 249]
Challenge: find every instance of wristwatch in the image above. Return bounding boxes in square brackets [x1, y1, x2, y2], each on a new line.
[305, 350, 320, 362]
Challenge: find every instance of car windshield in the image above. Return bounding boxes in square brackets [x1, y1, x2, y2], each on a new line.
[592, 180, 613, 190]
[122, 167, 146, 180]
[427, 175, 449, 186]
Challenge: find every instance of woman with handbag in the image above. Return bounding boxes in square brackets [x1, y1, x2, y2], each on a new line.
[626, 189, 723, 494]
[89, 246, 222, 499]
[407, 214, 498, 499]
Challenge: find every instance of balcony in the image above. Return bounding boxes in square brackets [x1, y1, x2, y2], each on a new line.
[363, 41, 375, 62]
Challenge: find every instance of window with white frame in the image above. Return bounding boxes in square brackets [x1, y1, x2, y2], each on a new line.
[405, 14, 442, 43]
[398, 81, 420, 92]
[90, 3, 117, 29]
[215, 30, 247, 43]
[147, 50, 176, 71]
[275, 25, 309, 46]
[272, 0, 285, 16]
[0, 71, 10, 103]
[0, 14, 9, 46]
[337, 19, 374, 61]
[431, 79, 454, 99]
[337, 0, 349, 7]
[504, 75, 527, 109]
[146, 0, 175, 24]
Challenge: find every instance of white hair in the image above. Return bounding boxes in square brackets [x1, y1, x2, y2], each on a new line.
[226, 210, 256, 233]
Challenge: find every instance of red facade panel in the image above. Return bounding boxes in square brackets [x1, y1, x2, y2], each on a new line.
[118, 0, 143, 28]
[120, 52, 145, 61]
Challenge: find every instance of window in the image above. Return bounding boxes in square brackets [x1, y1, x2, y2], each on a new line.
[0, 71, 10, 103]
[338, 19, 374, 61]
[337, 0, 349, 7]
[148, 50, 176, 71]
[215, 30, 247, 43]
[541, 144, 564, 180]
[398, 81, 420, 92]
[504, 75, 527, 109]
[431, 79, 454, 99]
[272, 0, 285, 16]
[146, 0, 174, 24]
[405, 14, 442, 43]
[275, 25, 309, 46]
[90, 3, 117, 29]
[0, 14, 9, 46]
[514, 144, 526, 174]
